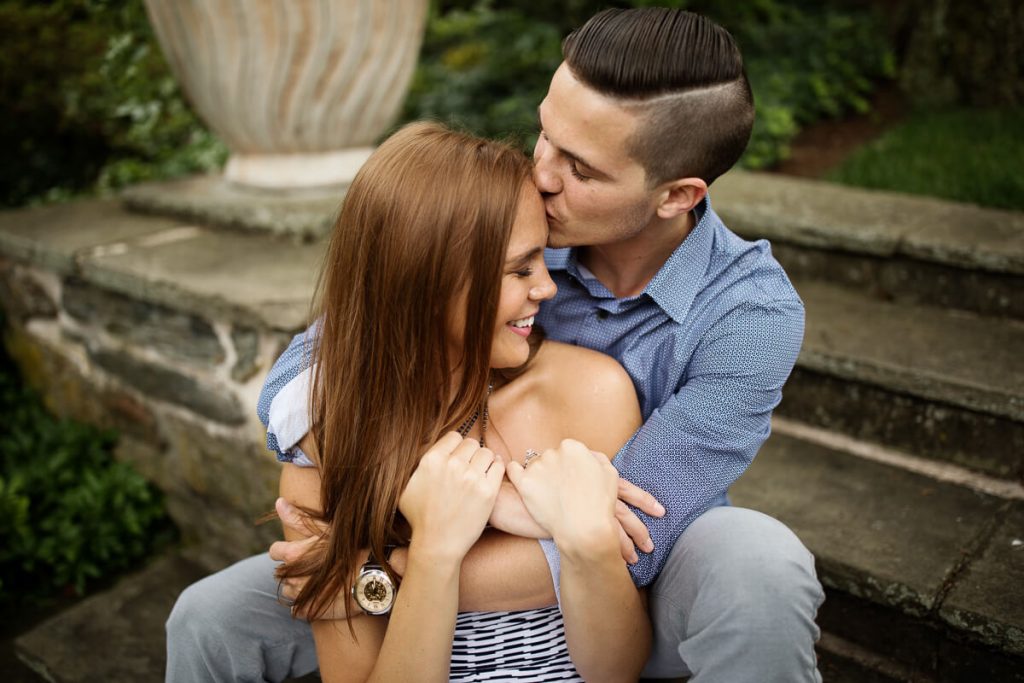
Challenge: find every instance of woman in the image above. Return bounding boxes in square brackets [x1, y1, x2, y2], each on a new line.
[276, 121, 649, 682]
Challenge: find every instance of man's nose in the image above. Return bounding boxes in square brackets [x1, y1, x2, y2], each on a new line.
[532, 143, 561, 195]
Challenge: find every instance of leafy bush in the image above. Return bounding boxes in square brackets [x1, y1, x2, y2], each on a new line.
[1, 0, 893, 206]
[402, 4, 563, 149]
[0, 325, 172, 600]
[404, 0, 896, 169]
[731, 3, 896, 168]
[0, 0, 225, 208]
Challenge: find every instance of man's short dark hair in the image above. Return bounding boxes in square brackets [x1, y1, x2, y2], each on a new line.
[563, 8, 754, 186]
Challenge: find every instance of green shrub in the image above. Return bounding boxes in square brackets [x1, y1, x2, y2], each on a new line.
[735, 3, 896, 168]
[0, 326, 172, 600]
[402, 4, 563, 149]
[0, 0, 225, 208]
[1, 0, 893, 207]
[404, 0, 895, 170]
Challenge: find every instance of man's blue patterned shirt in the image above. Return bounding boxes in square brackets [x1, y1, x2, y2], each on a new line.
[257, 195, 804, 587]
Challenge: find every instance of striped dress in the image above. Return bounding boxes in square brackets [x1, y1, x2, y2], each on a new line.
[450, 606, 583, 681]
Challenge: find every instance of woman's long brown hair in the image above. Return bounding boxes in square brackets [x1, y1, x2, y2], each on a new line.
[280, 122, 534, 623]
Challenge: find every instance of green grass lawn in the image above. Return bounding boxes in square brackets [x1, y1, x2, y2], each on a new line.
[827, 107, 1024, 211]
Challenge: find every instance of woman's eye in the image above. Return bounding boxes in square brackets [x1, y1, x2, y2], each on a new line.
[569, 161, 590, 181]
[514, 268, 534, 278]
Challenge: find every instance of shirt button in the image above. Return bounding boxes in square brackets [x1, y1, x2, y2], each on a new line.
[596, 309, 609, 320]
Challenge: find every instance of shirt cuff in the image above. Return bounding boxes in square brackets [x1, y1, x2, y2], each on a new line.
[267, 366, 313, 461]
[538, 538, 562, 608]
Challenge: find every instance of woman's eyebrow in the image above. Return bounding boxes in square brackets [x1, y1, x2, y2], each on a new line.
[506, 246, 543, 266]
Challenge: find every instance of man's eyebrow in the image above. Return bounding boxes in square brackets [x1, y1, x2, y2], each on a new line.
[537, 105, 605, 176]
[506, 246, 544, 266]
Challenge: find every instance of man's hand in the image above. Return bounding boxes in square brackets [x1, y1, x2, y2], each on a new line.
[269, 497, 370, 620]
[615, 477, 666, 564]
[270, 498, 413, 620]
[269, 497, 327, 617]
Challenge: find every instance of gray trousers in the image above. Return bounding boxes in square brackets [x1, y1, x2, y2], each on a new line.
[166, 506, 824, 682]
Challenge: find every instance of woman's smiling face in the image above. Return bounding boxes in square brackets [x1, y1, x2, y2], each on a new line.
[491, 184, 557, 368]
[447, 183, 557, 370]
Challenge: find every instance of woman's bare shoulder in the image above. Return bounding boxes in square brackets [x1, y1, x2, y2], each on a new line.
[531, 341, 641, 453]
[534, 341, 635, 395]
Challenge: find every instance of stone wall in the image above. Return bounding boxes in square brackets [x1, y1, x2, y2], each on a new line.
[0, 238, 301, 570]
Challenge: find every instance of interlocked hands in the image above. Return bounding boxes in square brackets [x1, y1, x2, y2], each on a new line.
[507, 439, 621, 553]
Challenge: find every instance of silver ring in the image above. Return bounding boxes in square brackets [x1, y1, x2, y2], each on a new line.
[524, 449, 541, 467]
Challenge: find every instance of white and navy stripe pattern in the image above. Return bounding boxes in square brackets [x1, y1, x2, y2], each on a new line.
[450, 607, 583, 682]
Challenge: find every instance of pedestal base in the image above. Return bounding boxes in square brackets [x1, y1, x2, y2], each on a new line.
[225, 148, 375, 190]
[121, 174, 343, 241]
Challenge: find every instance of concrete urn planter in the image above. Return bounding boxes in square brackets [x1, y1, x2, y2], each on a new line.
[144, 0, 429, 190]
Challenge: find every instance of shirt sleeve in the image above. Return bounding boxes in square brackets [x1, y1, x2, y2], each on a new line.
[616, 298, 805, 586]
[258, 324, 317, 461]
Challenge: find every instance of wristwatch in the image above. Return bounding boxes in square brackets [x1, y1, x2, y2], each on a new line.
[352, 547, 398, 615]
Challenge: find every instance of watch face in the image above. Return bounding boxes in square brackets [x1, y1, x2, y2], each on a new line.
[353, 568, 395, 615]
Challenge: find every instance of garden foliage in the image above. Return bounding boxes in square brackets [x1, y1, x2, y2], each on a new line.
[0, 325, 172, 601]
[411, 0, 895, 168]
[0, 0, 226, 208]
[0, 0, 893, 207]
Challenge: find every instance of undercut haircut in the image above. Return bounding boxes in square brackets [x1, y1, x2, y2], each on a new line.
[563, 8, 754, 186]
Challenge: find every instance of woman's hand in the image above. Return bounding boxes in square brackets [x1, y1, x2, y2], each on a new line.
[505, 439, 620, 556]
[398, 432, 506, 563]
[488, 480, 549, 538]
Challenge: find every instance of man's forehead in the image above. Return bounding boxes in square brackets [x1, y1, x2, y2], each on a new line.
[539, 64, 638, 171]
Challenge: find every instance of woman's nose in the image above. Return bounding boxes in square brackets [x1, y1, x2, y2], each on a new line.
[530, 273, 557, 301]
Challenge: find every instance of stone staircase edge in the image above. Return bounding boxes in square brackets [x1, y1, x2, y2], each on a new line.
[0, 201, 313, 335]
[715, 170, 1024, 276]
[797, 350, 1023, 423]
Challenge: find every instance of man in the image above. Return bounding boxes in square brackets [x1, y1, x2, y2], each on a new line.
[168, 8, 823, 681]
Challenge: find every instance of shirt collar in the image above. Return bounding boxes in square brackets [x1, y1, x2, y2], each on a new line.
[544, 195, 717, 324]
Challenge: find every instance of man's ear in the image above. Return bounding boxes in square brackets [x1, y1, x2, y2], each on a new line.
[655, 177, 707, 219]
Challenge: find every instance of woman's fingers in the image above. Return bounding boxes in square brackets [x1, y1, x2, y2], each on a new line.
[452, 435, 482, 463]
[469, 447, 496, 474]
[505, 459, 525, 488]
[485, 455, 506, 484]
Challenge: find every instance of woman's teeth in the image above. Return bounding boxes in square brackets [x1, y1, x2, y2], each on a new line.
[510, 316, 534, 328]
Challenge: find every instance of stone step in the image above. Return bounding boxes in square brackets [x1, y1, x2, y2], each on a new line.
[785, 278, 1024, 481]
[713, 170, 1024, 320]
[731, 429, 1024, 682]
[14, 554, 208, 683]
[816, 633, 912, 683]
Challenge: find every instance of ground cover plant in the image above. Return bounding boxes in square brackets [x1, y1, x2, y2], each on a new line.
[0, 322, 173, 602]
[828, 107, 1024, 211]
